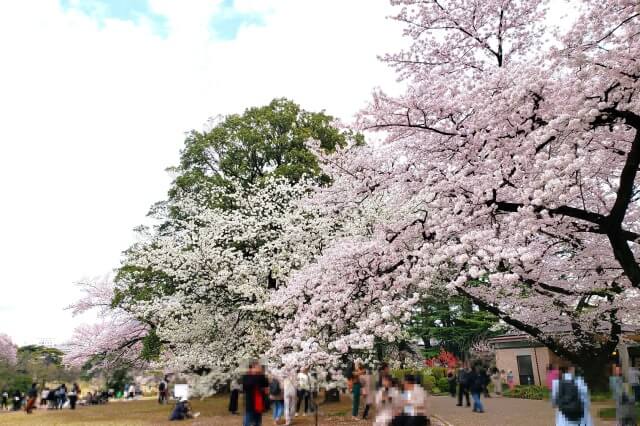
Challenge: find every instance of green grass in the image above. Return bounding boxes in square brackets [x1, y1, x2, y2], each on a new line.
[0, 395, 369, 425]
[598, 405, 640, 419]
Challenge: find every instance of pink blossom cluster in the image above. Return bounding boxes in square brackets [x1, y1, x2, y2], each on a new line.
[270, 0, 640, 367]
[0, 333, 17, 365]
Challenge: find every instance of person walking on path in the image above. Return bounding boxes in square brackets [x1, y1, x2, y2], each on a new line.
[283, 371, 297, 426]
[491, 368, 502, 396]
[552, 367, 593, 426]
[469, 366, 486, 413]
[12, 389, 22, 411]
[242, 360, 269, 426]
[547, 364, 560, 391]
[269, 373, 285, 424]
[361, 366, 375, 420]
[228, 377, 241, 415]
[456, 366, 470, 407]
[25, 383, 37, 414]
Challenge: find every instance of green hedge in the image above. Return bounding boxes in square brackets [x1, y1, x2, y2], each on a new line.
[437, 377, 450, 390]
[502, 385, 550, 400]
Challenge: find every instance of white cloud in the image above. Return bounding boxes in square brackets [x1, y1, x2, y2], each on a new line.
[0, 0, 403, 345]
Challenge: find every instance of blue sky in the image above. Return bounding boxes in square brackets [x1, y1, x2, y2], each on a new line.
[60, 0, 265, 39]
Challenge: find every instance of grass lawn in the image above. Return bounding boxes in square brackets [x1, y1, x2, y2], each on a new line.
[0, 395, 369, 425]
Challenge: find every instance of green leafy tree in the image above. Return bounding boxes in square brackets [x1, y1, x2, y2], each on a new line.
[169, 97, 359, 200]
[409, 289, 502, 359]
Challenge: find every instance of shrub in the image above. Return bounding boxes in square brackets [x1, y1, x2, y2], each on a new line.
[431, 387, 441, 394]
[431, 367, 447, 380]
[502, 385, 549, 400]
[422, 375, 436, 391]
[437, 377, 450, 390]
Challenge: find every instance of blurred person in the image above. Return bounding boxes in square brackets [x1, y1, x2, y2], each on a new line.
[40, 387, 49, 407]
[229, 377, 241, 415]
[547, 364, 560, 391]
[296, 367, 312, 416]
[169, 397, 200, 421]
[469, 365, 486, 413]
[1, 389, 8, 410]
[506, 370, 515, 390]
[128, 383, 135, 399]
[57, 384, 67, 409]
[362, 366, 376, 420]
[242, 360, 269, 426]
[269, 372, 285, 424]
[456, 366, 470, 407]
[12, 389, 22, 411]
[25, 383, 37, 414]
[552, 366, 593, 426]
[392, 374, 428, 426]
[629, 366, 640, 403]
[283, 370, 297, 426]
[611, 365, 637, 426]
[491, 368, 502, 396]
[374, 375, 400, 426]
[447, 370, 457, 397]
[377, 363, 390, 389]
[69, 383, 80, 410]
[47, 386, 56, 409]
[158, 376, 169, 404]
[483, 367, 491, 398]
[350, 364, 363, 420]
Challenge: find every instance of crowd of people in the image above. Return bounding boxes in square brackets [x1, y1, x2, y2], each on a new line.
[0, 382, 112, 414]
[218, 360, 433, 426]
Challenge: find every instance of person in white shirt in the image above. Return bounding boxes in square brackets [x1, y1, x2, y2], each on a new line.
[374, 375, 401, 426]
[283, 371, 297, 426]
[551, 367, 593, 426]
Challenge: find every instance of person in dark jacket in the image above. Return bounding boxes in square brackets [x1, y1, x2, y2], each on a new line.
[469, 366, 486, 413]
[25, 383, 37, 413]
[69, 383, 80, 409]
[447, 371, 457, 397]
[169, 397, 199, 421]
[12, 390, 22, 411]
[242, 360, 269, 426]
[456, 366, 470, 407]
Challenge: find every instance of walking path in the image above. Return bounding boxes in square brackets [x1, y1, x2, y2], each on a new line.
[430, 395, 614, 426]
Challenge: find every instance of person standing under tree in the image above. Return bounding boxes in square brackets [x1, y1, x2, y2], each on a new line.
[283, 370, 297, 426]
[350, 364, 363, 421]
[228, 378, 241, 415]
[69, 383, 80, 410]
[25, 383, 37, 414]
[296, 368, 312, 416]
[1, 390, 8, 411]
[361, 366, 375, 420]
[242, 360, 269, 426]
[158, 376, 169, 404]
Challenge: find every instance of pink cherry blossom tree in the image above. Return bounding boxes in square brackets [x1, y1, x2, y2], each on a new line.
[65, 276, 148, 371]
[271, 0, 640, 387]
[0, 333, 17, 365]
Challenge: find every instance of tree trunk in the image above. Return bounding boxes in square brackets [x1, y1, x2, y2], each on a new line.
[573, 352, 611, 392]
